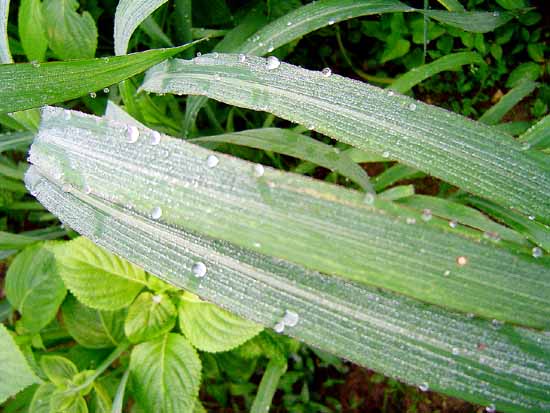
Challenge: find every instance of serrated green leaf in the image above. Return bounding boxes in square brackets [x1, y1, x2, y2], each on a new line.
[390, 52, 484, 93]
[29, 383, 56, 413]
[114, 0, 168, 56]
[129, 333, 201, 413]
[0, 324, 41, 403]
[178, 292, 262, 352]
[479, 80, 538, 125]
[50, 389, 88, 413]
[0, 0, 12, 63]
[191, 128, 373, 192]
[54, 237, 147, 310]
[62, 295, 126, 349]
[40, 355, 78, 386]
[25, 157, 550, 413]
[5, 242, 67, 333]
[43, 0, 97, 60]
[18, 0, 48, 62]
[124, 291, 176, 343]
[142, 54, 550, 222]
[0, 43, 198, 114]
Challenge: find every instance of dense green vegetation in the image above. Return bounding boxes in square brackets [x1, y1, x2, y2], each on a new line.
[1, 0, 549, 412]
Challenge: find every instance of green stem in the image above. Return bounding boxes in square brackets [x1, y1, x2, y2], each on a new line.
[250, 358, 287, 413]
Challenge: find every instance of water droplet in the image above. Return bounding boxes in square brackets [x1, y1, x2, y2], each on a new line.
[266, 56, 280, 70]
[151, 206, 162, 220]
[321, 67, 332, 77]
[31, 60, 40, 68]
[287, 21, 293, 26]
[452, 347, 460, 355]
[267, 45, 274, 52]
[328, 19, 335, 25]
[492, 10, 500, 16]
[532, 247, 543, 258]
[387, 90, 395, 97]
[196, 51, 202, 57]
[528, 215, 535, 221]
[421, 209, 432, 221]
[408, 102, 417, 111]
[127, 126, 139, 143]
[63, 110, 72, 121]
[253, 242, 261, 248]
[282, 310, 299, 327]
[308, 124, 315, 130]
[83, 183, 91, 194]
[89, 92, 97, 99]
[456, 256, 468, 266]
[259, 42, 264, 47]
[103, 57, 110, 63]
[274, 321, 285, 333]
[364, 193, 375, 205]
[212, 52, 219, 58]
[449, 219, 458, 228]
[206, 154, 219, 168]
[192, 262, 207, 278]
[238, 53, 246, 63]
[152, 295, 162, 303]
[443, 270, 451, 276]
[418, 382, 429, 392]
[406, 217, 416, 225]
[103, 87, 110, 94]
[491, 319, 503, 329]
[486, 403, 496, 413]
[151, 131, 161, 145]
[382, 151, 390, 158]
[253, 164, 265, 177]
[521, 142, 531, 150]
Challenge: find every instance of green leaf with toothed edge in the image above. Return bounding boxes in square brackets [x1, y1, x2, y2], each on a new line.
[142, 54, 550, 222]
[24, 152, 550, 413]
[27, 106, 550, 328]
[0, 42, 201, 115]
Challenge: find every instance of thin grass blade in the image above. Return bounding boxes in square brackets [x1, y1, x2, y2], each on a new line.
[518, 114, 550, 150]
[479, 80, 537, 125]
[0, 0, 11, 63]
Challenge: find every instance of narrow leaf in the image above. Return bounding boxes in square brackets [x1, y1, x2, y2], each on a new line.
[435, 0, 465, 11]
[390, 52, 484, 93]
[114, 0, 168, 56]
[250, 358, 287, 413]
[0, 131, 34, 153]
[129, 333, 202, 413]
[0, 324, 40, 403]
[25, 163, 550, 413]
[178, 292, 263, 353]
[192, 128, 373, 192]
[18, 0, 48, 62]
[479, 81, 537, 125]
[54, 236, 147, 311]
[142, 54, 550, 221]
[424, 9, 513, 33]
[0, 0, 11, 63]
[0, 43, 198, 114]
[518, 114, 550, 150]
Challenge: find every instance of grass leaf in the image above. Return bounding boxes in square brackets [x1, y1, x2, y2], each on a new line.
[479, 80, 537, 125]
[0, 0, 11, 63]
[518, 114, 550, 150]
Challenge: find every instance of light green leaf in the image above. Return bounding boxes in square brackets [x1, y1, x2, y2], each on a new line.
[506, 62, 542, 88]
[435, 0, 465, 11]
[40, 355, 78, 386]
[424, 9, 513, 33]
[43, 0, 97, 60]
[250, 358, 287, 413]
[142, 54, 550, 222]
[25, 157, 550, 413]
[29, 383, 56, 413]
[0, 43, 198, 114]
[5, 242, 67, 333]
[124, 291, 177, 343]
[380, 37, 410, 63]
[390, 52, 484, 93]
[90, 382, 111, 413]
[114, 0, 168, 56]
[173, 0, 193, 58]
[62, 295, 126, 349]
[191, 128, 373, 192]
[479, 81, 538, 125]
[0, 324, 41, 403]
[372, 164, 421, 191]
[178, 292, 263, 352]
[129, 333, 201, 413]
[54, 236, 146, 310]
[18, 0, 49, 62]
[0, 0, 12, 63]
[0, 131, 34, 153]
[50, 389, 88, 413]
[518, 114, 550, 150]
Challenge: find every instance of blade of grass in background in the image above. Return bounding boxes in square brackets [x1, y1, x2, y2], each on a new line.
[27, 107, 550, 328]
[479, 80, 537, 125]
[435, 0, 465, 12]
[114, 0, 168, 55]
[0, 0, 11, 63]
[372, 164, 422, 191]
[518, 114, 550, 150]
[389, 52, 484, 93]
[424, 9, 513, 32]
[250, 359, 287, 413]
[142, 54, 550, 222]
[0, 43, 199, 114]
[25, 163, 550, 413]
[173, 0, 193, 59]
[0, 132, 33, 152]
[191, 129, 373, 192]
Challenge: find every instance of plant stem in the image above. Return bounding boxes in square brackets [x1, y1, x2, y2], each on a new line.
[250, 358, 287, 413]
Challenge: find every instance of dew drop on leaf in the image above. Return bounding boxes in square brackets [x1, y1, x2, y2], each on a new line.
[89, 92, 97, 99]
[421, 209, 432, 221]
[328, 19, 335, 25]
[532, 247, 543, 258]
[443, 270, 451, 276]
[192, 262, 207, 278]
[266, 56, 281, 70]
[152, 295, 162, 303]
[419, 382, 429, 392]
[274, 321, 285, 333]
[282, 310, 299, 327]
[486, 404, 496, 413]
[127, 126, 139, 143]
[151, 206, 162, 220]
[151, 131, 161, 145]
[364, 193, 375, 205]
[321, 67, 332, 77]
[254, 164, 265, 177]
[31, 61, 40, 68]
[406, 217, 416, 225]
[103, 87, 110, 94]
[456, 256, 468, 266]
[449, 219, 458, 228]
[207, 155, 219, 168]
[238, 53, 246, 63]
[408, 103, 417, 111]
[382, 151, 390, 158]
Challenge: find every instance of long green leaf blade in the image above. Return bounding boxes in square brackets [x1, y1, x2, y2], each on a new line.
[27, 107, 550, 328]
[424, 9, 513, 33]
[518, 114, 550, 150]
[479, 80, 537, 125]
[24, 163, 550, 413]
[0, 43, 198, 114]
[0, 0, 11, 63]
[142, 54, 550, 222]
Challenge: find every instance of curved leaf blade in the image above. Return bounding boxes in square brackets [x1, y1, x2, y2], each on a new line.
[142, 54, 550, 221]
[479, 80, 538, 125]
[0, 0, 11, 64]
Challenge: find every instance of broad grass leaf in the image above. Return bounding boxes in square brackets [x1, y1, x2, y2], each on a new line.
[54, 237, 146, 311]
[62, 295, 126, 349]
[129, 333, 201, 413]
[0, 324, 41, 403]
[178, 292, 263, 353]
[5, 242, 66, 333]
[124, 291, 176, 343]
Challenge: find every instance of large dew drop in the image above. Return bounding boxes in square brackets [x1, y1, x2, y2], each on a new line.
[127, 126, 139, 143]
[321, 67, 332, 77]
[456, 256, 468, 266]
[282, 310, 299, 327]
[266, 56, 281, 70]
[207, 155, 219, 168]
[418, 382, 429, 392]
[151, 206, 162, 220]
[532, 247, 543, 258]
[274, 321, 285, 333]
[151, 131, 161, 145]
[152, 295, 162, 303]
[485, 404, 496, 413]
[192, 262, 207, 278]
[254, 164, 265, 177]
